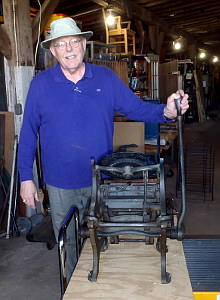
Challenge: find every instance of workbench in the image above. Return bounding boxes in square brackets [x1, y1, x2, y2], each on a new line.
[64, 239, 193, 300]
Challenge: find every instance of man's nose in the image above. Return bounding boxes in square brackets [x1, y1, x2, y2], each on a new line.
[66, 42, 73, 51]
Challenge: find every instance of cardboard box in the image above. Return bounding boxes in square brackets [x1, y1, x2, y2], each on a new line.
[113, 122, 145, 153]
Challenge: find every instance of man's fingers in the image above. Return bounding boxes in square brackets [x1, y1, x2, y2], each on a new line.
[20, 180, 39, 209]
[22, 199, 36, 209]
[35, 191, 39, 202]
[22, 194, 37, 209]
[176, 89, 185, 97]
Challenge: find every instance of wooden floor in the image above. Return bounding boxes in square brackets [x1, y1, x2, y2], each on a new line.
[64, 239, 193, 300]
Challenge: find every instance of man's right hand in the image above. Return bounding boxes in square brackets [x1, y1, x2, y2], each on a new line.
[20, 180, 39, 210]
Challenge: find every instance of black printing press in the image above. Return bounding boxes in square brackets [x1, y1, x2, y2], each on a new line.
[84, 150, 185, 284]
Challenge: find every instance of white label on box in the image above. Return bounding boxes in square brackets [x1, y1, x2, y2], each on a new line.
[216, 295, 220, 300]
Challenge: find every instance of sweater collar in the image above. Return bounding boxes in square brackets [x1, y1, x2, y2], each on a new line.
[52, 61, 93, 83]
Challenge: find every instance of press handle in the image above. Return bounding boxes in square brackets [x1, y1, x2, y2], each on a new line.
[175, 98, 182, 116]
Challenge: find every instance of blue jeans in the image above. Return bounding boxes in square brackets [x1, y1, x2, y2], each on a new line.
[46, 184, 91, 282]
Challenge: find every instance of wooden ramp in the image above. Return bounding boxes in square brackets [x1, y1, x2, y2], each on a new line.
[64, 239, 193, 300]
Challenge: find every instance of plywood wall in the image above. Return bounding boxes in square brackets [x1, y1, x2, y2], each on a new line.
[159, 60, 179, 103]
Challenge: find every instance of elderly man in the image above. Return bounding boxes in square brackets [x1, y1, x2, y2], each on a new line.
[18, 17, 189, 282]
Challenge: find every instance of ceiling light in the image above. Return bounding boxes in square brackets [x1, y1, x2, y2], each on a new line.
[212, 56, 219, 63]
[173, 40, 182, 50]
[199, 52, 206, 59]
[106, 9, 115, 26]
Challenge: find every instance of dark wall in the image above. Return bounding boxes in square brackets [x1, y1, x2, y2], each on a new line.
[0, 53, 7, 111]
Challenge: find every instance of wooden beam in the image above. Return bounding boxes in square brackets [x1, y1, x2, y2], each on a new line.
[32, 0, 60, 44]
[159, 5, 220, 20]
[2, 0, 34, 65]
[148, 25, 164, 54]
[91, 0, 108, 8]
[149, 25, 160, 54]
[71, 7, 102, 18]
[2, 0, 35, 138]
[0, 25, 12, 59]
[159, 31, 165, 53]
[122, 0, 133, 19]
[134, 19, 145, 54]
[136, 0, 167, 7]
[91, 0, 123, 14]
[143, 0, 216, 12]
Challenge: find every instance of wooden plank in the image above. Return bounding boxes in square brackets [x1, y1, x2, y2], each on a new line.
[92, 59, 128, 85]
[193, 70, 206, 123]
[159, 60, 179, 104]
[92, 0, 108, 8]
[64, 239, 193, 300]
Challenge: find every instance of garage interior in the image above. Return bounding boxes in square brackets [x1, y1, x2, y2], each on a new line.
[0, 0, 220, 299]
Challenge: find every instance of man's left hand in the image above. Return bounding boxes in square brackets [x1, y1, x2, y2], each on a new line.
[164, 90, 189, 120]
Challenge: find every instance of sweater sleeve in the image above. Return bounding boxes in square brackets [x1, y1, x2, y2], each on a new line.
[18, 79, 41, 182]
[110, 70, 167, 123]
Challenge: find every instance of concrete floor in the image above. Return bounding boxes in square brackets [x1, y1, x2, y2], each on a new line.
[0, 113, 220, 299]
[0, 236, 60, 300]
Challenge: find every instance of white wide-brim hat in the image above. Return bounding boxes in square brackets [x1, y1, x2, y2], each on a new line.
[41, 17, 93, 49]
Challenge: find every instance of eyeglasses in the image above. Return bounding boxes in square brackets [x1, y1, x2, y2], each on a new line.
[53, 38, 82, 49]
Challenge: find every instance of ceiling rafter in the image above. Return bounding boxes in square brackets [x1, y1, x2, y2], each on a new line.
[176, 17, 220, 28]
[142, 0, 216, 12]
[135, 0, 169, 7]
[158, 7, 220, 20]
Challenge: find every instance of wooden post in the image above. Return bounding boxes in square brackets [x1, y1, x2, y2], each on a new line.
[148, 25, 163, 54]
[187, 44, 197, 63]
[2, 0, 34, 136]
[135, 20, 145, 54]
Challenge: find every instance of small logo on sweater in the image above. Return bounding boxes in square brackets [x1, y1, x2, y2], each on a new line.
[74, 87, 82, 93]
[96, 88, 101, 92]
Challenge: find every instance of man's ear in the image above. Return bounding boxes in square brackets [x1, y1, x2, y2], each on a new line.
[50, 45, 56, 58]
[82, 38, 87, 52]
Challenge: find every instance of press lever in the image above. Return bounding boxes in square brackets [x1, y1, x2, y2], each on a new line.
[175, 98, 182, 116]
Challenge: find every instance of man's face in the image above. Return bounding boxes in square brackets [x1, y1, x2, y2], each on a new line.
[50, 35, 86, 73]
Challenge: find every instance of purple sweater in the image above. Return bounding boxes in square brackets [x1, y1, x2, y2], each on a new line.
[18, 62, 166, 189]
